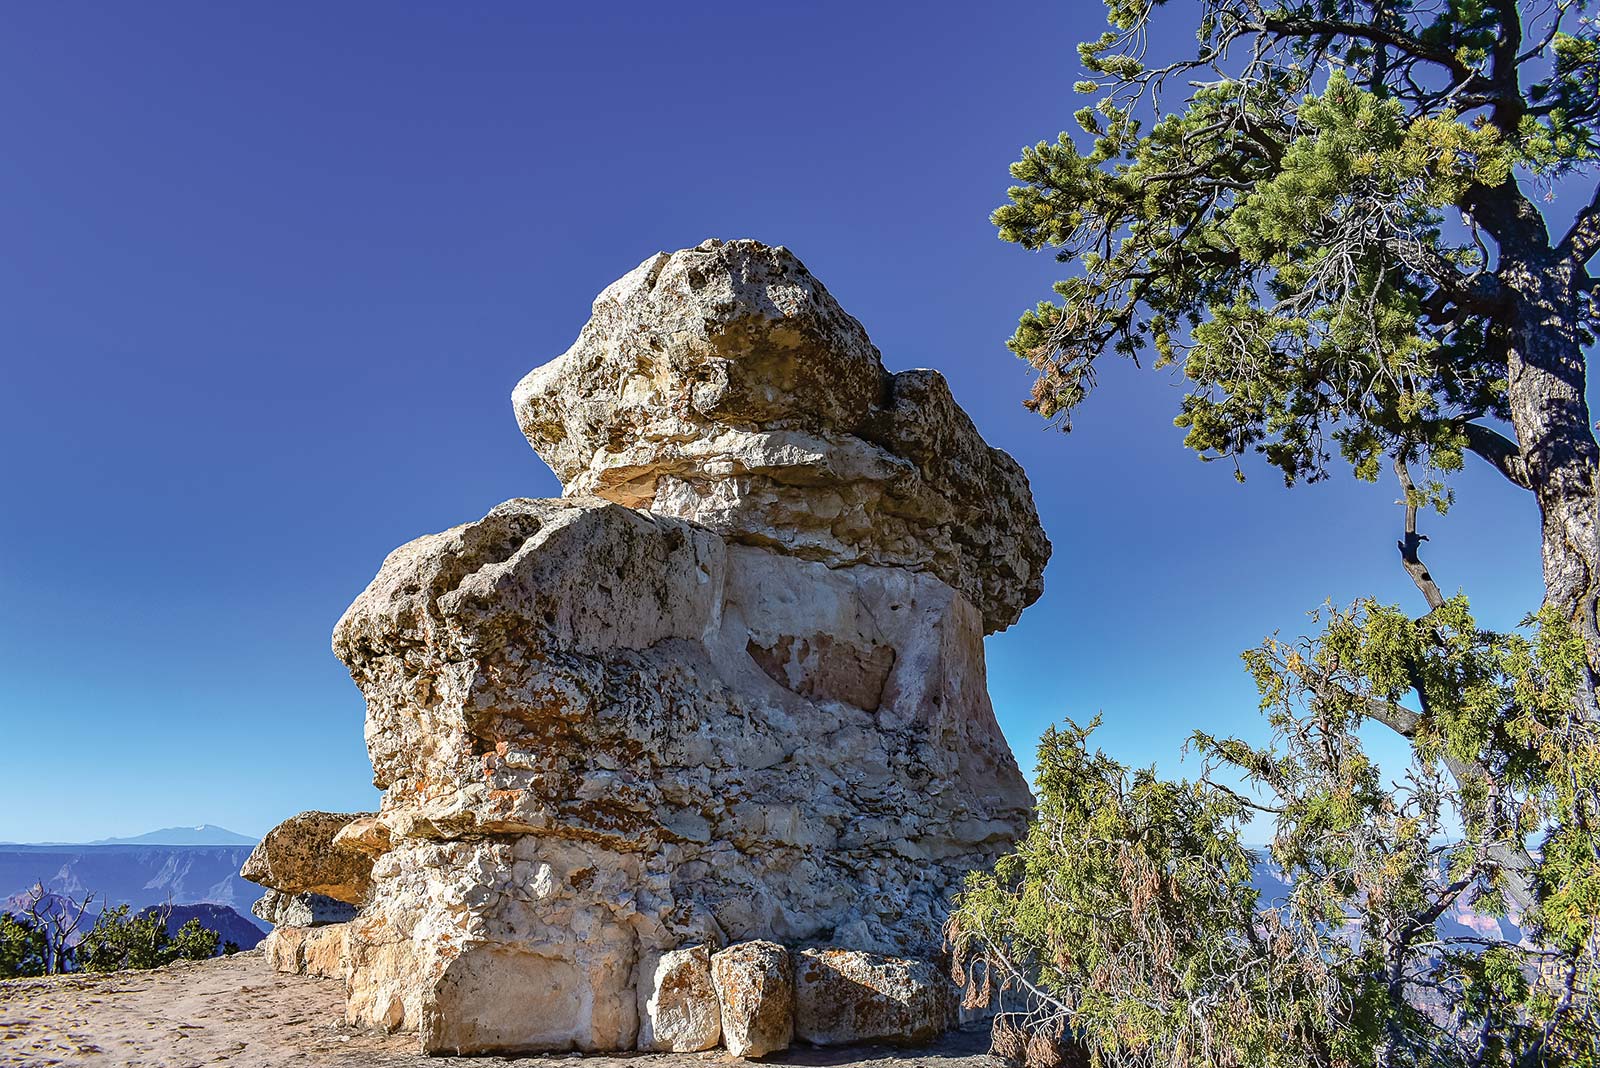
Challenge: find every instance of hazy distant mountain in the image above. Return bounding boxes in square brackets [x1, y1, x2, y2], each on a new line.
[1250, 858, 1525, 945]
[2, 825, 258, 847]
[0, 892, 265, 955]
[0, 843, 265, 921]
[88, 825, 257, 846]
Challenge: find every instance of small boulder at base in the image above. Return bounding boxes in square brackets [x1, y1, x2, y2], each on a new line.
[262, 922, 350, 979]
[710, 941, 794, 1057]
[794, 947, 957, 1047]
[637, 944, 721, 1052]
[241, 811, 376, 905]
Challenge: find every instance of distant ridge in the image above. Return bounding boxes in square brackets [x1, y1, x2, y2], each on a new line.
[91, 825, 258, 846]
[0, 835, 263, 914]
[0, 825, 259, 847]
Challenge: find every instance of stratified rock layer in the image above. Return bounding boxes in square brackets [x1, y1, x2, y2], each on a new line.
[513, 239, 1050, 635]
[326, 240, 1048, 1054]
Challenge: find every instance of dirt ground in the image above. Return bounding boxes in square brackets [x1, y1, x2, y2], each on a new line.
[0, 950, 1002, 1068]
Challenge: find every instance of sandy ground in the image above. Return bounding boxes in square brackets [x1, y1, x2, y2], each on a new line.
[0, 950, 1002, 1068]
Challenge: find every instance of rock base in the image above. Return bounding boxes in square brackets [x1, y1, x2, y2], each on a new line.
[262, 923, 350, 980]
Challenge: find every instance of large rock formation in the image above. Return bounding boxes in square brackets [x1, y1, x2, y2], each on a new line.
[320, 239, 1048, 1054]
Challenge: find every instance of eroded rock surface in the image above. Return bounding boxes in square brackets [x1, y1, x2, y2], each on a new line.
[313, 240, 1048, 1055]
[512, 239, 1049, 634]
[242, 811, 378, 905]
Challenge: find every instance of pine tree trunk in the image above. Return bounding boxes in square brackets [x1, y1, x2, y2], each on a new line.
[1500, 248, 1600, 709]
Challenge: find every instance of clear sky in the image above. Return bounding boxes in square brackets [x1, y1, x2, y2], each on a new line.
[0, 2, 1571, 841]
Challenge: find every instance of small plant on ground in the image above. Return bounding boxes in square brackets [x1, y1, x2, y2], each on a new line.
[0, 911, 48, 979]
[75, 903, 220, 973]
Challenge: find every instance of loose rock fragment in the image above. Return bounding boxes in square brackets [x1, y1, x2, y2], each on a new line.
[793, 947, 957, 1046]
[637, 944, 721, 1052]
[711, 941, 794, 1057]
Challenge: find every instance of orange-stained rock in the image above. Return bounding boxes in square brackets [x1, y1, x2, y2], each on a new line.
[710, 941, 793, 1057]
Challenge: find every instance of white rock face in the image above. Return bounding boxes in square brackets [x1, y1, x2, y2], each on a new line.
[324, 240, 1048, 1054]
[638, 945, 721, 1052]
[512, 239, 1050, 635]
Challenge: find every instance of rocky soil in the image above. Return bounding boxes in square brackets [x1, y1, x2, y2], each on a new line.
[0, 951, 1001, 1068]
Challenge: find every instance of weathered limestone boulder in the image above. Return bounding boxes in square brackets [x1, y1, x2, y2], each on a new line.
[794, 947, 957, 1046]
[513, 238, 1049, 635]
[637, 944, 721, 1052]
[262, 922, 350, 979]
[251, 889, 358, 928]
[323, 240, 1048, 1054]
[241, 811, 377, 905]
[711, 941, 794, 1057]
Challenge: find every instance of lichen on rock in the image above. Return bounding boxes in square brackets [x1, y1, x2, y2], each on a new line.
[711, 940, 796, 1057]
[241, 811, 378, 906]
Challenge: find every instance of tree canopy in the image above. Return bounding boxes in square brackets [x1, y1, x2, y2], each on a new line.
[954, 2, 1600, 1065]
[1002, 0, 1596, 489]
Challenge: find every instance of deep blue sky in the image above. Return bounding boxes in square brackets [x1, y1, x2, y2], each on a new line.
[0, 3, 1567, 841]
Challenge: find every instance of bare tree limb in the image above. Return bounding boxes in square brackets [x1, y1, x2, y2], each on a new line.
[1394, 457, 1446, 611]
[1463, 421, 1531, 489]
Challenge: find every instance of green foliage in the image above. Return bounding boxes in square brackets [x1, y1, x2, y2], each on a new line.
[0, 911, 47, 979]
[953, 600, 1600, 1067]
[951, 721, 1326, 1067]
[996, 0, 1599, 488]
[974, 2, 1600, 1064]
[75, 906, 219, 974]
